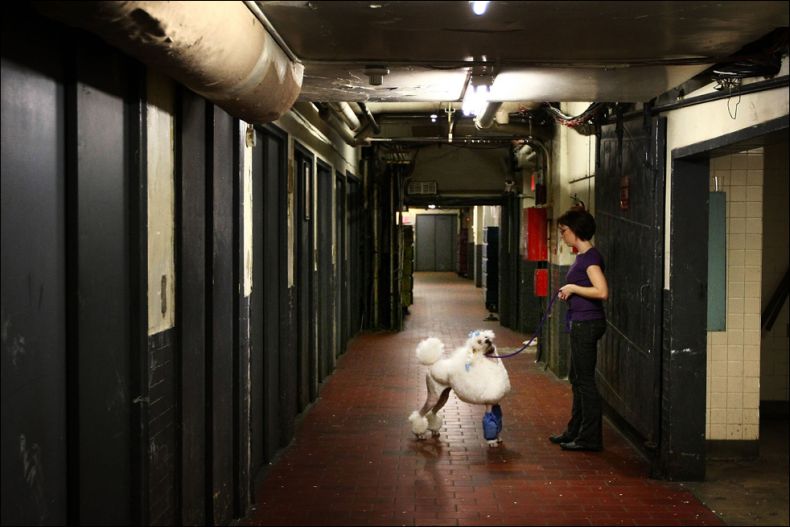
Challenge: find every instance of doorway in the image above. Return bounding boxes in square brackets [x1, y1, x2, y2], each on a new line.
[415, 214, 457, 271]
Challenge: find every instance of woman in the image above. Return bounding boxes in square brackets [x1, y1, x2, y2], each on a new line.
[550, 208, 608, 451]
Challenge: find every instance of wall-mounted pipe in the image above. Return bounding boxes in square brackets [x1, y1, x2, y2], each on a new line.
[35, 1, 303, 123]
[516, 138, 552, 204]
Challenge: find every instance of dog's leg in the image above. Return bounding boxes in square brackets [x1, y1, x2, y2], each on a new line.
[418, 374, 441, 415]
[424, 387, 451, 437]
[432, 387, 451, 414]
[410, 374, 440, 440]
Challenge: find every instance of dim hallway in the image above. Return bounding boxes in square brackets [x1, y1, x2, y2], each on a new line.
[240, 272, 722, 526]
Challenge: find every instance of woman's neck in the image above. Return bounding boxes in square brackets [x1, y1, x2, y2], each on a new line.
[575, 240, 593, 254]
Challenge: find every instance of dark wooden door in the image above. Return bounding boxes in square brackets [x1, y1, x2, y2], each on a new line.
[317, 161, 333, 384]
[251, 126, 288, 473]
[595, 116, 666, 448]
[294, 144, 315, 411]
[336, 172, 348, 354]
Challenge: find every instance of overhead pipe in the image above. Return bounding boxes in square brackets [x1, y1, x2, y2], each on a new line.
[35, 1, 303, 123]
[317, 103, 374, 146]
[242, 0, 301, 65]
[474, 101, 504, 129]
[329, 102, 362, 131]
[358, 103, 381, 135]
[515, 138, 552, 203]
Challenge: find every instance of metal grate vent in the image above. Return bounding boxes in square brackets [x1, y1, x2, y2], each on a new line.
[407, 180, 438, 195]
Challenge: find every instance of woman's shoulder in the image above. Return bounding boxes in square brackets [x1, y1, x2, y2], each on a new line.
[584, 247, 605, 266]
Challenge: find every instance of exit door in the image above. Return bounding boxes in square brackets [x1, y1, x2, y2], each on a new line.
[415, 214, 457, 271]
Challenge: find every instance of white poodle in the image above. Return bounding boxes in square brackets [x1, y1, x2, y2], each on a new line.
[408, 329, 511, 447]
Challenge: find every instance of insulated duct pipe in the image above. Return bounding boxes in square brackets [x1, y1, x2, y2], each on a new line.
[329, 102, 362, 131]
[317, 104, 373, 146]
[35, 1, 303, 123]
[474, 101, 503, 129]
[358, 103, 381, 135]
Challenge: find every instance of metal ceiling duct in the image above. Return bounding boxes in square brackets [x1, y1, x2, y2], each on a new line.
[34, 1, 303, 123]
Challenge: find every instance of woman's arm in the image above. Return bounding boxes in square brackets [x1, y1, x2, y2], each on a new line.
[558, 264, 609, 300]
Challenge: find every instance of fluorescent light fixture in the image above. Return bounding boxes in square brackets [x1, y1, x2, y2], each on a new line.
[471, 1, 490, 15]
[462, 81, 490, 117]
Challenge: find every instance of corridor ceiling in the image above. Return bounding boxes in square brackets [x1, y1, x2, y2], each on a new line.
[258, 1, 789, 108]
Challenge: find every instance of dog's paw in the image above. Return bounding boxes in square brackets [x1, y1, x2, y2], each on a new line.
[409, 411, 429, 436]
[414, 432, 428, 441]
[425, 411, 443, 432]
[487, 439, 501, 447]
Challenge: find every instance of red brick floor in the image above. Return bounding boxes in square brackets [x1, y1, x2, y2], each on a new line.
[241, 272, 722, 526]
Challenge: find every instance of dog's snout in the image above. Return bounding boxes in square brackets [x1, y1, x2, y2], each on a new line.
[485, 338, 491, 345]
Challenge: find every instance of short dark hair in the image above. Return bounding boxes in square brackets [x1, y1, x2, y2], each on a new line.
[558, 209, 596, 241]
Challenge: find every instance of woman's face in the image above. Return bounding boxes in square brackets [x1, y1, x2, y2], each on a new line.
[559, 224, 576, 246]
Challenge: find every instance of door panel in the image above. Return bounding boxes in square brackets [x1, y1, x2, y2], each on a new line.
[317, 162, 333, 383]
[595, 116, 665, 444]
[294, 144, 314, 411]
[1, 34, 68, 524]
[434, 216, 455, 271]
[415, 214, 456, 271]
[415, 215, 435, 271]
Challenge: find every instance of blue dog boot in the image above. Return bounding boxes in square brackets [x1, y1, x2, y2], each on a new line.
[492, 404, 503, 434]
[482, 411, 498, 441]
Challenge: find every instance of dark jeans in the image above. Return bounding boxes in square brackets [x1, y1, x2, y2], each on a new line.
[565, 318, 607, 447]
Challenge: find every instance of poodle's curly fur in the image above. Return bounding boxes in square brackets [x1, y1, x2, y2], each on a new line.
[408, 330, 511, 446]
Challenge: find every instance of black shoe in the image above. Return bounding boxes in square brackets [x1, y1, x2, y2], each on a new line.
[560, 441, 602, 452]
[549, 434, 572, 444]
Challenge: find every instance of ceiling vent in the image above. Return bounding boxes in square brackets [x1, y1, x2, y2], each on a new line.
[407, 180, 438, 195]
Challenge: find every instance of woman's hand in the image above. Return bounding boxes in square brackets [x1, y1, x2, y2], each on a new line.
[558, 284, 575, 300]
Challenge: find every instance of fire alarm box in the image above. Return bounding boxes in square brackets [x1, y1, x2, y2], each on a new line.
[525, 207, 548, 261]
[534, 269, 548, 297]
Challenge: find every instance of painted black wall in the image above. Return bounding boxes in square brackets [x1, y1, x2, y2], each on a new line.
[1, 9, 147, 524]
[660, 154, 709, 480]
[1, 9, 69, 524]
[2, 7, 369, 525]
[499, 193, 521, 329]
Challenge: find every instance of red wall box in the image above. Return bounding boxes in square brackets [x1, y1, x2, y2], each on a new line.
[525, 207, 548, 261]
[534, 269, 548, 297]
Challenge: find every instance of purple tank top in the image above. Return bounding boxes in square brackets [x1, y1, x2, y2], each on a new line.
[566, 247, 605, 322]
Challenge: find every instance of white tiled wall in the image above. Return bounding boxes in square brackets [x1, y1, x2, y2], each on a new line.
[761, 139, 790, 403]
[707, 148, 763, 441]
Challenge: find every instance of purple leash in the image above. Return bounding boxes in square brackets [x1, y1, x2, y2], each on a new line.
[486, 291, 560, 360]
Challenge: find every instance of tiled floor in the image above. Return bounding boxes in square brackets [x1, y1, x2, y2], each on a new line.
[241, 272, 724, 526]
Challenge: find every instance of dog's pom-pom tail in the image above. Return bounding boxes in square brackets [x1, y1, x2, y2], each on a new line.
[416, 337, 445, 365]
[409, 411, 429, 435]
